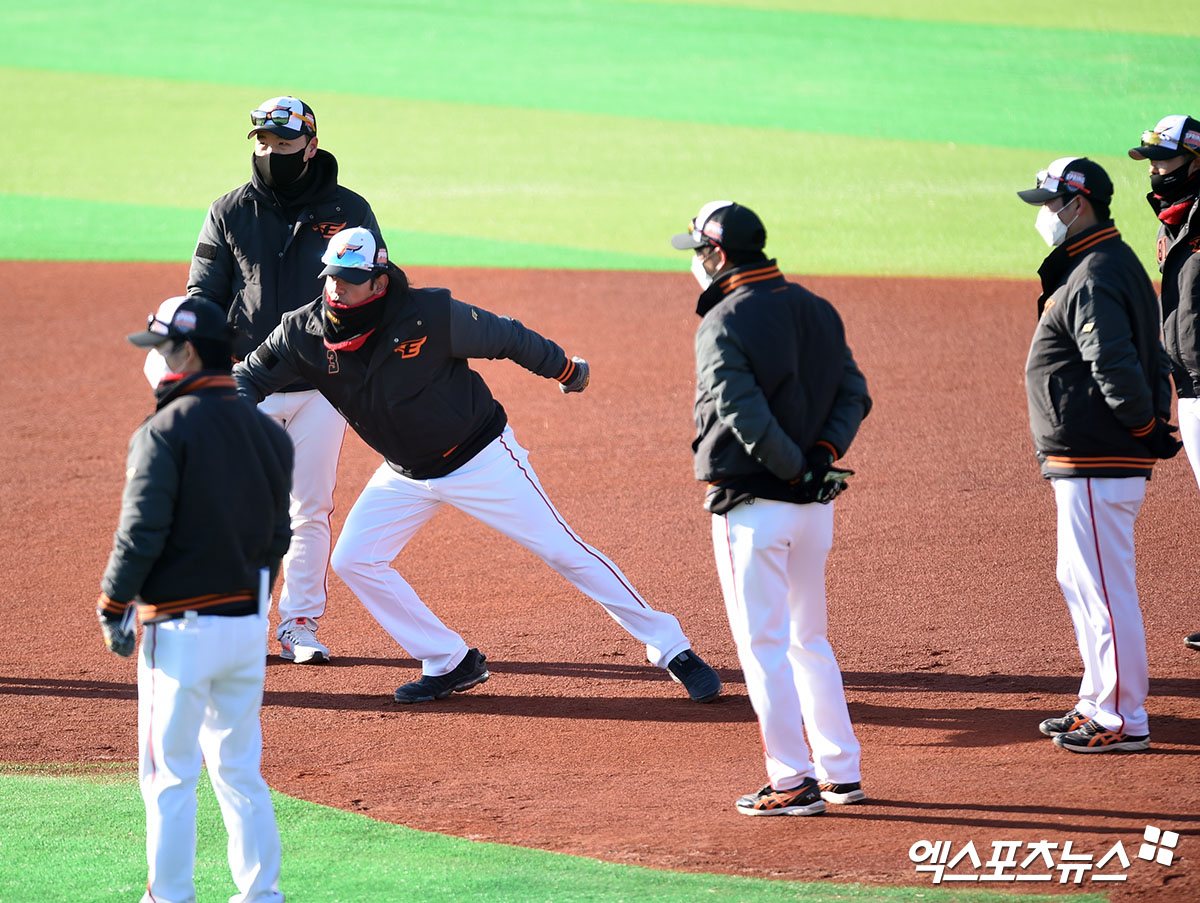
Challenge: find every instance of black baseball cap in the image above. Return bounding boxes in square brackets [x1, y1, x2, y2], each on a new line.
[247, 95, 317, 141]
[127, 297, 231, 348]
[1129, 115, 1200, 161]
[671, 201, 767, 252]
[1017, 157, 1113, 206]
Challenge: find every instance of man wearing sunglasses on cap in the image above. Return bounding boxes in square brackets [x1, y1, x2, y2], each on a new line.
[1129, 116, 1200, 654]
[186, 95, 380, 666]
[1017, 157, 1180, 754]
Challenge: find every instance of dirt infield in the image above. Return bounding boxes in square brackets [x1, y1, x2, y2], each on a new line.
[3, 262, 1197, 900]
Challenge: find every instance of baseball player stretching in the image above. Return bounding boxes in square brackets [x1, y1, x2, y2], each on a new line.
[1128, 116, 1200, 654]
[233, 226, 723, 704]
[186, 95, 380, 664]
[673, 202, 870, 815]
[1017, 158, 1180, 753]
[98, 297, 293, 903]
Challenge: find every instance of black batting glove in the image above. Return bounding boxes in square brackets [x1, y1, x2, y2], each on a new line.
[559, 356, 590, 394]
[1145, 418, 1183, 460]
[791, 446, 854, 504]
[97, 609, 136, 658]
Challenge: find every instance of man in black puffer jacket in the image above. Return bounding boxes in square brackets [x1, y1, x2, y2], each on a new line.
[185, 95, 380, 665]
[1128, 115, 1200, 654]
[235, 226, 722, 707]
[673, 201, 871, 817]
[1017, 156, 1180, 755]
[98, 297, 292, 903]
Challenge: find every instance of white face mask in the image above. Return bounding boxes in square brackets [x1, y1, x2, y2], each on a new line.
[692, 250, 719, 290]
[142, 345, 183, 388]
[1035, 198, 1080, 248]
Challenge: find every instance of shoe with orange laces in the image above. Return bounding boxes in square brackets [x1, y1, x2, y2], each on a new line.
[1053, 719, 1149, 753]
[736, 777, 826, 816]
[818, 780, 866, 804]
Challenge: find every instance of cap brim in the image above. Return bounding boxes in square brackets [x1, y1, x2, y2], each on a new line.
[1128, 145, 1182, 161]
[1017, 187, 1068, 205]
[319, 264, 374, 284]
[248, 124, 305, 141]
[127, 330, 174, 348]
[670, 232, 704, 250]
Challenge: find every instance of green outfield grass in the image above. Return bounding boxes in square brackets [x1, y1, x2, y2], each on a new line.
[0, 767, 1105, 903]
[1, 1, 1198, 274]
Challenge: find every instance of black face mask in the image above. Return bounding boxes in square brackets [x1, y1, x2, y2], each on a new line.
[252, 146, 309, 188]
[322, 284, 387, 351]
[1150, 159, 1200, 203]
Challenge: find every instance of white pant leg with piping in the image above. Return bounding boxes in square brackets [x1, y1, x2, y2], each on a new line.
[713, 498, 860, 790]
[1052, 476, 1149, 736]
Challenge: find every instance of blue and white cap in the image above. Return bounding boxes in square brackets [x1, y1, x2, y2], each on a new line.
[319, 227, 389, 284]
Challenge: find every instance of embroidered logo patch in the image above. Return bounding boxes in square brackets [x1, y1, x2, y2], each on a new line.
[394, 337, 428, 358]
[326, 348, 339, 374]
[314, 221, 348, 239]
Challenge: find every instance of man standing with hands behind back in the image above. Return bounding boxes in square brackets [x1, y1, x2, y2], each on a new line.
[672, 201, 871, 816]
[187, 95, 380, 664]
[1128, 116, 1200, 653]
[1017, 157, 1180, 753]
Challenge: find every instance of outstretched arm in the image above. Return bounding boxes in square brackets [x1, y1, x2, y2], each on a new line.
[447, 298, 586, 390]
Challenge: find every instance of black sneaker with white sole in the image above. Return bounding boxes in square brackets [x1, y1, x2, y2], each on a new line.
[818, 780, 866, 804]
[736, 778, 826, 816]
[393, 648, 490, 704]
[666, 649, 721, 703]
[1053, 719, 1150, 753]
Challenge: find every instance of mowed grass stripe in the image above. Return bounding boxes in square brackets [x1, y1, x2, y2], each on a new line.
[0, 68, 1165, 275]
[622, 0, 1200, 36]
[0, 770, 1100, 903]
[0, 2, 1195, 150]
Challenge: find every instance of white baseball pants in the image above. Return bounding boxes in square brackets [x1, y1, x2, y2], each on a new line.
[257, 389, 346, 637]
[712, 498, 861, 790]
[1052, 476, 1149, 736]
[1177, 397, 1200, 492]
[330, 426, 690, 675]
[138, 613, 283, 903]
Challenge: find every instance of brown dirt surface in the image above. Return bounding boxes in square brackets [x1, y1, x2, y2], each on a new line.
[2, 261, 1197, 900]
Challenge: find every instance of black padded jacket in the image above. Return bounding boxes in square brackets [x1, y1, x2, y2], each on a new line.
[99, 373, 293, 621]
[187, 150, 378, 379]
[1024, 223, 1173, 479]
[234, 274, 581, 479]
[1149, 196, 1200, 398]
[691, 260, 871, 513]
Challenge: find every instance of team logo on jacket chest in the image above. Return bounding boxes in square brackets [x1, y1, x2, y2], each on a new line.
[394, 337, 427, 358]
[313, 221, 348, 239]
[326, 349, 339, 373]
[1158, 235, 1168, 265]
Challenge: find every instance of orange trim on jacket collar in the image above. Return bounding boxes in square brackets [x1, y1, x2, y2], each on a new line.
[720, 263, 784, 295]
[1066, 226, 1120, 257]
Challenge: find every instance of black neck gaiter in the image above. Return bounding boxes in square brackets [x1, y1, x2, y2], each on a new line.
[322, 288, 387, 351]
